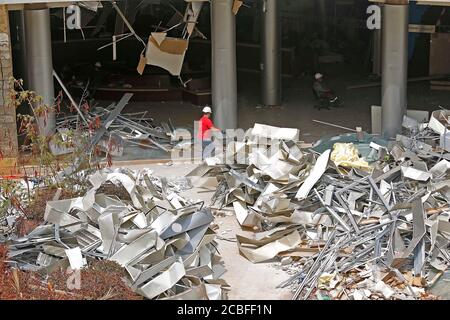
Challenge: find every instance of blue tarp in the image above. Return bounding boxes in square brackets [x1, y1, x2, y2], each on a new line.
[311, 133, 388, 162]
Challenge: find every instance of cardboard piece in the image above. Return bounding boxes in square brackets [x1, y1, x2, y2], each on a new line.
[145, 36, 189, 76]
[233, 0, 243, 15]
[137, 54, 147, 75]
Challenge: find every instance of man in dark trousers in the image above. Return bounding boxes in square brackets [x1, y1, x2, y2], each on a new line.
[313, 73, 338, 103]
[198, 106, 221, 159]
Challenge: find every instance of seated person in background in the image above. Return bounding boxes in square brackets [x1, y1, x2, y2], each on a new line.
[313, 73, 338, 103]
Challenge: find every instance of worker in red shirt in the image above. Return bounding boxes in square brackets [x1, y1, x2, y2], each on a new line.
[198, 106, 220, 159]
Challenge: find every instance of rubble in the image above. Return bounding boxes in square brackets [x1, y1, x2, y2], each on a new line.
[187, 118, 450, 300]
[54, 93, 177, 157]
[1, 168, 228, 300]
[1, 109, 449, 300]
[280, 257, 293, 266]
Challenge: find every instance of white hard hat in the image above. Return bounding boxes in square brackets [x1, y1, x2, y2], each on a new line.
[202, 106, 212, 113]
[315, 73, 323, 80]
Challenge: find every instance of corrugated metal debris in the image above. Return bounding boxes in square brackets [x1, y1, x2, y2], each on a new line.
[2, 110, 449, 300]
[54, 93, 176, 157]
[2, 168, 228, 300]
[187, 116, 450, 300]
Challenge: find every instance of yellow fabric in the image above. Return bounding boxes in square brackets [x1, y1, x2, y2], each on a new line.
[331, 143, 371, 172]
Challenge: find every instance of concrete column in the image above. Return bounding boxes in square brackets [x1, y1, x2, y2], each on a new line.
[24, 8, 55, 136]
[261, 0, 281, 107]
[0, 5, 19, 174]
[211, 0, 237, 130]
[381, 2, 408, 138]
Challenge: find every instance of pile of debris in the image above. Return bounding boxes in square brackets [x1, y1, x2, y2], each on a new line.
[52, 93, 177, 158]
[3, 168, 228, 300]
[188, 116, 450, 300]
[2, 111, 449, 300]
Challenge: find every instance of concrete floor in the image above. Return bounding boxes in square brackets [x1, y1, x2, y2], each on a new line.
[112, 66, 450, 144]
[96, 66, 450, 163]
[124, 162, 293, 300]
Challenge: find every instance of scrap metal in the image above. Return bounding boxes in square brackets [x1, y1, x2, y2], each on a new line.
[54, 92, 177, 156]
[187, 117, 450, 300]
[2, 168, 228, 300]
[2, 110, 449, 300]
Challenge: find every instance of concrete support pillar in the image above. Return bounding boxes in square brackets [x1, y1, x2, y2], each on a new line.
[211, 0, 237, 130]
[0, 5, 19, 174]
[381, 2, 408, 138]
[261, 0, 281, 107]
[24, 8, 55, 136]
